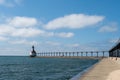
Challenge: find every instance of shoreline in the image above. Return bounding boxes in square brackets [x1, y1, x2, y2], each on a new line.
[70, 59, 101, 80]
[78, 57, 120, 80]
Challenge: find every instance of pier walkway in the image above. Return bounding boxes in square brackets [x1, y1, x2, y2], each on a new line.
[36, 51, 108, 58]
[79, 58, 120, 80]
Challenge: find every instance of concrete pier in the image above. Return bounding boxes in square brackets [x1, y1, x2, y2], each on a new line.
[79, 58, 120, 80]
[37, 51, 108, 58]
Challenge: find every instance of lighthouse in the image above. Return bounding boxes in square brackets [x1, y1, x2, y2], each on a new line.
[30, 45, 36, 57]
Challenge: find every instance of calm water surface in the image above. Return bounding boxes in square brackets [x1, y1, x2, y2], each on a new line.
[0, 56, 99, 80]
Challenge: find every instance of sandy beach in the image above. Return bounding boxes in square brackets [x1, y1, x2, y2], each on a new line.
[79, 57, 120, 80]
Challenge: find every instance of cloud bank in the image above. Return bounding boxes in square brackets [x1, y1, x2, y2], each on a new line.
[0, 16, 41, 38]
[0, 13, 110, 50]
[0, 16, 74, 39]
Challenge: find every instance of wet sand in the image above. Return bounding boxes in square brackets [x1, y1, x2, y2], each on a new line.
[79, 57, 120, 80]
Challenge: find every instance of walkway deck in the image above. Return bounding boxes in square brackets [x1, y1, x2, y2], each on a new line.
[79, 58, 120, 80]
[37, 51, 108, 58]
[36, 56, 105, 59]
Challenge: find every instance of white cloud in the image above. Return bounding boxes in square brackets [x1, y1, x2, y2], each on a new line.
[0, 0, 22, 7]
[40, 32, 54, 37]
[11, 28, 44, 37]
[10, 39, 38, 45]
[99, 23, 118, 32]
[0, 24, 74, 38]
[71, 44, 80, 47]
[0, 24, 15, 35]
[67, 43, 80, 47]
[79, 46, 99, 51]
[38, 32, 74, 38]
[45, 41, 61, 46]
[99, 26, 117, 32]
[44, 14, 104, 30]
[0, 36, 8, 41]
[8, 16, 38, 27]
[0, 16, 44, 38]
[0, 24, 43, 37]
[55, 32, 74, 38]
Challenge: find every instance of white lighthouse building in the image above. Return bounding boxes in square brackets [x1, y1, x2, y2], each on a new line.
[30, 45, 36, 57]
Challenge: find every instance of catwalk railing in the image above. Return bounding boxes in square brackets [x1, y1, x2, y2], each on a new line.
[36, 51, 108, 58]
[109, 38, 120, 60]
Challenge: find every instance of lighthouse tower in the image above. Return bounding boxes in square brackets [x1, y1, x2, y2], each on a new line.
[30, 45, 36, 57]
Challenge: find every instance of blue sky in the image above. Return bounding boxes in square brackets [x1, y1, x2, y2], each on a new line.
[0, 0, 120, 56]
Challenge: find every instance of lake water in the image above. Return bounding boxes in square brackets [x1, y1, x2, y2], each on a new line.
[0, 56, 99, 80]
